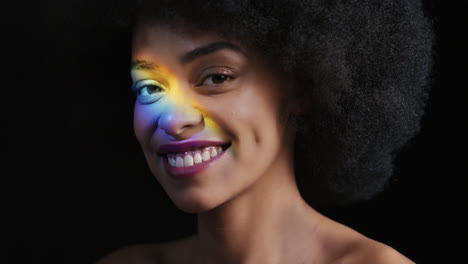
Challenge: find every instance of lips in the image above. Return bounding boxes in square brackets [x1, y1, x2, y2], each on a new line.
[157, 140, 231, 178]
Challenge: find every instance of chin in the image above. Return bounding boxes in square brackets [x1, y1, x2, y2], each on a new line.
[169, 190, 224, 214]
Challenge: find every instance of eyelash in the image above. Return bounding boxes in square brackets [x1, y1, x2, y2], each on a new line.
[198, 73, 235, 87]
[131, 70, 236, 102]
[132, 79, 166, 104]
[136, 84, 163, 95]
[133, 80, 165, 94]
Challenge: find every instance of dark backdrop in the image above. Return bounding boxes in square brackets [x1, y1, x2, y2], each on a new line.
[6, 1, 467, 263]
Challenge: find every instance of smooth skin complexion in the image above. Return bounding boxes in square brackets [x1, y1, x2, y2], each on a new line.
[97, 22, 414, 264]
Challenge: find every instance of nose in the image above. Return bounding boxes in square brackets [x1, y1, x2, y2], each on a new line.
[158, 100, 204, 139]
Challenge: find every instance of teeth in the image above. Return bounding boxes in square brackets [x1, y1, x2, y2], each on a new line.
[176, 156, 184, 168]
[210, 148, 218, 158]
[166, 146, 226, 168]
[184, 154, 194, 167]
[168, 155, 176, 166]
[194, 151, 202, 164]
[202, 150, 211, 161]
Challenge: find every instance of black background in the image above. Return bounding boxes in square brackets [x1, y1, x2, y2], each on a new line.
[5, 1, 467, 263]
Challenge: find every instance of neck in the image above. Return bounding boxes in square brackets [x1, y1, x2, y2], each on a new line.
[195, 150, 321, 264]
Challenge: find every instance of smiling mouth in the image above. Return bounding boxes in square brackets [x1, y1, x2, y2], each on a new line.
[158, 141, 231, 178]
[166, 145, 230, 168]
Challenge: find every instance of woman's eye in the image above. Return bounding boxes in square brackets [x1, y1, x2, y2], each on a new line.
[133, 79, 166, 104]
[201, 74, 233, 85]
[137, 84, 163, 95]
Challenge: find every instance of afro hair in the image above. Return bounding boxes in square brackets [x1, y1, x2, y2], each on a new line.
[102, 0, 434, 207]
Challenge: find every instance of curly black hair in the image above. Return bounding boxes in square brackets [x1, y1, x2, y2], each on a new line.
[103, 0, 434, 207]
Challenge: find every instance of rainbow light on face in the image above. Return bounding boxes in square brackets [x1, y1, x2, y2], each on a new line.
[132, 65, 225, 137]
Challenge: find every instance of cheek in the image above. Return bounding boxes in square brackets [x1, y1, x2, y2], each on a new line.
[133, 104, 160, 146]
[241, 85, 283, 134]
[221, 85, 284, 172]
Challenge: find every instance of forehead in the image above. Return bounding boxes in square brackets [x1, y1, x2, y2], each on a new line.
[132, 23, 227, 58]
[130, 22, 289, 88]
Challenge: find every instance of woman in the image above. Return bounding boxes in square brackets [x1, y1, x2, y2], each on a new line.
[98, 0, 433, 263]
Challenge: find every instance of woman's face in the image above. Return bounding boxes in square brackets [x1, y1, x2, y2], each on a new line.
[132, 23, 294, 213]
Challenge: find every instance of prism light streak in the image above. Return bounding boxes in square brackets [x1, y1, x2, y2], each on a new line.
[132, 66, 224, 137]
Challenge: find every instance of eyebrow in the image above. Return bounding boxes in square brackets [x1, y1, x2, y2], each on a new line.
[130, 41, 243, 71]
[131, 60, 156, 71]
[180, 41, 243, 64]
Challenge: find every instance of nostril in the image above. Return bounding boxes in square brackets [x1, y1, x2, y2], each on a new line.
[159, 109, 204, 138]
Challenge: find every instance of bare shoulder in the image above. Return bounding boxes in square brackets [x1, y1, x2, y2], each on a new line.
[95, 243, 161, 264]
[336, 238, 415, 264]
[316, 215, 414, 264]
[95, 236, 196, 264]
[360, 241, 415, 264]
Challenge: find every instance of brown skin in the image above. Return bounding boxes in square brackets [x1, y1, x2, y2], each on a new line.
[97, 23, 415, 264]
